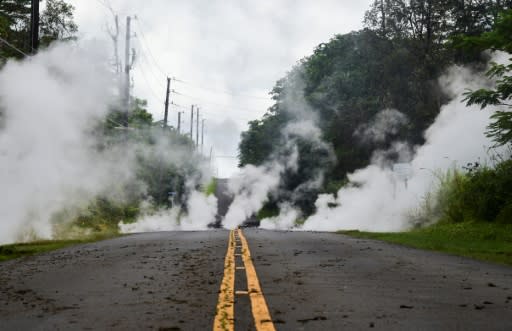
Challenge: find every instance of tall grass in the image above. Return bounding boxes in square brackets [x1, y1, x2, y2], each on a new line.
[412, 159, 512, 226]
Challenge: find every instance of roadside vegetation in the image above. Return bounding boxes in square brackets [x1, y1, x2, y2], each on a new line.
[240, 3, 512, 264]
[341, 10, 512, 266]
[342, 159, 512, 266]
[239, 0, 512, 216]
[340, 222, 512, 266]
[0, 233, 120, 262]
[1, 1, 210, 245]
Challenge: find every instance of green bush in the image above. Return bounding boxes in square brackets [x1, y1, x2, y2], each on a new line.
[437, 160, 512, 224]
[73, 198, 140, 233]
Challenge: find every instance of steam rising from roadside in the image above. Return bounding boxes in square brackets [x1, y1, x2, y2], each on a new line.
[0, 43, 214, 244]
[222, 73, 334, 229]
[354, 108, 408, 143]
[300, 64, 508, 231]
[119, 190, 217, 233]
[224, 56, 509, 232]
[0, 43, 112, 244]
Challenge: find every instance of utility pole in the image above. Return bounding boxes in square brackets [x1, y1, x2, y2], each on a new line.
[177, 111, 182, 134]
[201, 119, 205, 154]
[190, 105, 194, 139]
[196, 107, 200, 149]
[123, 16, 132, 127]
[30, 0, 40, 53]
[163, 77, 171, 128]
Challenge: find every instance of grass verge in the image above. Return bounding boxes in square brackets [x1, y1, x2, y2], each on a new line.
[0, 233, 120, 262]
[339, 222, 512, 266]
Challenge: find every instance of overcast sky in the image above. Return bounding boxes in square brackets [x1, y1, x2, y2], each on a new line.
[65, 0, 372, 177]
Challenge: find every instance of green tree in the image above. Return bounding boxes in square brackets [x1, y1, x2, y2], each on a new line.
[239, 1, 512, 218]
[462, 9, 512, 146]
[0, 0, 77, 60]
[0, 0, 31, 58]
[40, 0, 77, 47]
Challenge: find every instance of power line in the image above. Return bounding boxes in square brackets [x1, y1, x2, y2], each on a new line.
[133, 17, 168, 78]
[94, 0, 128, 16]
[132, 18, 269, 101]
[136, 65, 166, 104]
[171, 90, 263, 114]
[130, 15, 269, 122]
[172, 78, 269, 100]
[133, 37, 167, 89]
[0, 36, 30, 57]
[198, 109, 254, 121]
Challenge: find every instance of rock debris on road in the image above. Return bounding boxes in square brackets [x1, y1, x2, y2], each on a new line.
[1, 229, 511, 330]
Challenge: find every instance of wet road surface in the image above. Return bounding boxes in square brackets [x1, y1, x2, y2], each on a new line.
[1, 229, 512, 330]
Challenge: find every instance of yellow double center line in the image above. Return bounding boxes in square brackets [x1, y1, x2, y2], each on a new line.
[213, 229, 276, 331]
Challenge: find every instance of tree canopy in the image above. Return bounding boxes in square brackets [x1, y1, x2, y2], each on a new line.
[238, 0, 511, 215]
[461, 9, 512, 146]
[0, 0, 77, 61]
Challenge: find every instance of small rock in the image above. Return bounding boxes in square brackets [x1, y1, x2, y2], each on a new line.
[400, 305, 413, 309]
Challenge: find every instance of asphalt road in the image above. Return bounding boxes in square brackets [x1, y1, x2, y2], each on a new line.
[1, 229, 512, 330]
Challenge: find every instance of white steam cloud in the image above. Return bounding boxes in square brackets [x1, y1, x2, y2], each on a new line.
[354, 108, 409, 143]
[223, 151, 298, 229]
[255, 57, 509, 232]
[0, 43, 215, 244]
[0, 43, 114, 244]
[119, 190, 217, 233]
[222, 73, 334, 229]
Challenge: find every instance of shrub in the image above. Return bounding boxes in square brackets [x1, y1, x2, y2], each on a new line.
[437, 159, 512, 224]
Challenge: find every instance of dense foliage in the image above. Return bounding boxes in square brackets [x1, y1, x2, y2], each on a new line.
[415, 159, 512, 228]
[239, 0, 512, 216]
[461, 9, 512, 145]
[68, 98, 202, 233]
[0, 0, 77, 60]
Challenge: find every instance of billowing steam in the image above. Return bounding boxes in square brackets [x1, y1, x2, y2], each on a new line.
[222, 74, 334, 229]
[354, 108, 409, 143]
[300, 64, 508, 232]
[223, 150, 299, 229]
[119, 190, 217, 233]
[224, 56, 509, 232]
[0, 43, 215, 245]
